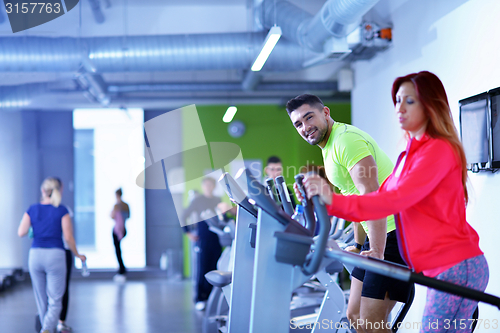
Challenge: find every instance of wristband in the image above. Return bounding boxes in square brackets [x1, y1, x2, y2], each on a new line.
[355, 242, 363, 250]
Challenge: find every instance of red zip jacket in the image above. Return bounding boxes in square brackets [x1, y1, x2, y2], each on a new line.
[327, 134, 483, 274]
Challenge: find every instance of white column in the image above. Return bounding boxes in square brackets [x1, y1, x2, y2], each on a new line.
[0, 112, 25, 268]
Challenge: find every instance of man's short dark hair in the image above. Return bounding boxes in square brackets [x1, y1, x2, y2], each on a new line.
[202, 177, 216, 186]
[266, 156, 282, 165]
[286, 94, 325, 115]
[116, 188, 123, 196]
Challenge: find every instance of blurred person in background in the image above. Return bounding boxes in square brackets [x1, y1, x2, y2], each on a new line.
[110, 188, 130, 283]
[18, 177, 86, 333]
[182, 177, 222, 311]
[264, 155, 296, 208]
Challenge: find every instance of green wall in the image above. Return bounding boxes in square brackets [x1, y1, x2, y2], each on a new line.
[181, 102, 350, 276]
[185, 103, 350, 186]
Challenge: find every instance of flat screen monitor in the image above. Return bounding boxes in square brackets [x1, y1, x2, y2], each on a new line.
[459, 92, 489, 169]
[489, 88, 500, 168]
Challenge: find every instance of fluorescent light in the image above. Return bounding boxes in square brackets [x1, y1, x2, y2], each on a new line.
[223, 106, 238, 123]
[251, 26, 282, 72]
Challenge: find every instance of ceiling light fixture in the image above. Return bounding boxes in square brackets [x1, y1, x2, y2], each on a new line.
[250, 26, 282, 72]
[223, 106, 238, 123]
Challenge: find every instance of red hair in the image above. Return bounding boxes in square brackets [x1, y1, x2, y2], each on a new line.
[391, 71, 469, 203]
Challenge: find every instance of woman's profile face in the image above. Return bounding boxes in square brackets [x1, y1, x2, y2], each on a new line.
[395, 81, 427, 138]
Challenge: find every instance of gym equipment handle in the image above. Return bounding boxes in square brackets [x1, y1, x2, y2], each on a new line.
[275, 176, 294, 216]
[410, 272, 500, 310]
[324, 247, 500, 309]
[239, 168, 308, 233]
[302, 195, 331, 275]
[330, 217, 345, 240]
[294, 174, 316, 236]
[265, 178, 279, 203]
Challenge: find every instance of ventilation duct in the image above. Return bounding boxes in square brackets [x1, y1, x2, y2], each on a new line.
[0, 0, 384, 108]
[0, 32, 316, 73]
[0, 80, 338, 109]
[0, 0, 381, 73]
[259, 0, 380, 53]
[108, 81, 338, 93]
[0, 83, 48, 109]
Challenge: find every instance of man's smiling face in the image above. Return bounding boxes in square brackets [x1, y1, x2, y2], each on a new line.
[289, 104, 329, 147]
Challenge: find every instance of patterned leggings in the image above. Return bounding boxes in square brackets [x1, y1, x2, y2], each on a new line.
[421, 255, 489, 333]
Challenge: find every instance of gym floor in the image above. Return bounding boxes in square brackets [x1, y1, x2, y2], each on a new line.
[0, 276, 203, 333]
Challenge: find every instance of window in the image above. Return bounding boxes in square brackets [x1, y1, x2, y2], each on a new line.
[73, 108, 145, 269]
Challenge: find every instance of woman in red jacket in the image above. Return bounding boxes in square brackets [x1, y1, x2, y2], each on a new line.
[301, 71, 489, 332]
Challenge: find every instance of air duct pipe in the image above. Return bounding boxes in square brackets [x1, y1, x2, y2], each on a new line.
[0, 84, 48, 109]
[0, 1, 380, 71]
[0, 80, 338, 109]
[0, 32, 317, 73]
[260, 0, 380, 53]
[108, 81, 338, 93]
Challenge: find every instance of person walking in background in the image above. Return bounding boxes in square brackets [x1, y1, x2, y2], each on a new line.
[111, 188, 130, 282]
[55, 178, 74, 333]
[18, 177, 86, 333]
[32, 177, 74, 333]
[182, 177, 222, 311]
[58, 232, 74, 333]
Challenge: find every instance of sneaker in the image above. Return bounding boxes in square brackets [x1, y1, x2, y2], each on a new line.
[195, 301, 206, 311]
[57, 322, 72, 333]
[113, 274, 127, 283]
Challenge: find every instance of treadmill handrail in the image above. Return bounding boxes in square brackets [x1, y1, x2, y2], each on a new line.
[265, 178, 279, 203]
[324, 247, 500, 309]
[240, 169, 309, 232]
[275, 176, 294, 216]
[410, 272, 500, 310]
[294, 174, 316, 235]
[302, 196, 331, 275]
[330, 217, 345, 240]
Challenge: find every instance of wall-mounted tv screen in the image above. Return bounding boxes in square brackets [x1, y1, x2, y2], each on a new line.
[489, 88, 500, 168]
[459, 92, 489, 170]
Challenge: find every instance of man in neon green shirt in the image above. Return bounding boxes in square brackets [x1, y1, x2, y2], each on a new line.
[322, 121, 396, 235]
[286, 94, 411, 333]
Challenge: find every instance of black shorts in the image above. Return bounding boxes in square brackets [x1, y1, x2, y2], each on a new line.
[351, 230, 413, 302]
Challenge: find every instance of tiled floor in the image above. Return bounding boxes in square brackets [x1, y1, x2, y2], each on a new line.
[0, 276, 203, 333]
